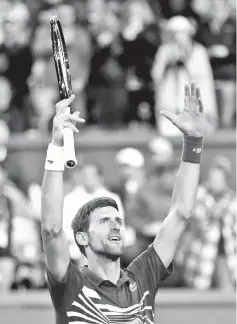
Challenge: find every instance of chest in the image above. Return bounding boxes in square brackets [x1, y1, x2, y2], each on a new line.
[67, 283, 153, 324]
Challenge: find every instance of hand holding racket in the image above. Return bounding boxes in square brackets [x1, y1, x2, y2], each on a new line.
[51, 95, 84, 158]
[50, 16, 84, 168]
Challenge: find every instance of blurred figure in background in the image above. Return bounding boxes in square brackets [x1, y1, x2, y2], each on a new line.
[0, 77, 12, 123]
[195, 0, 236, 129]
[152, 16, 218, 136]
[0, 163, 42, 291]
[0, 163, 15, 291]
[148, 136, 174, 171]
[0, 120, 42, 290]
[121, 138, 180, 283]
[120, 0, 160, 128]
[63, 162, 124, 265]
[0, 2, 34, 132]
[175, 156, 236, 290]
[113, 147, 146, 205]
[86, 0, 128, 128]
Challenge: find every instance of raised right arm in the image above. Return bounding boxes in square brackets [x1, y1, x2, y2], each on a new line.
[41, 95, 84, 281]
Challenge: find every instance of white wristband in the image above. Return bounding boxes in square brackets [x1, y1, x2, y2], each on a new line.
[44, 143, 65, 171]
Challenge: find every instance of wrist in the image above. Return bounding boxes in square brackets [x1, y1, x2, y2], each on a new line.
[51, 134, 63, 147]
[45, 143, 65, 171]
[181, 135, 204, 164]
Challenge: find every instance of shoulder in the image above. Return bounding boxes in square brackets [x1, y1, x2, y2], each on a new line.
[47, 261, 85, 311]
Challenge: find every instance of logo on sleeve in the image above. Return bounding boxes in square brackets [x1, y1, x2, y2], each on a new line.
[47, 160, 53, 164]
[193, 148, 202, 154]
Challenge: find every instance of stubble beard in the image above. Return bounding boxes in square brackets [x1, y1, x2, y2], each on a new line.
[88, 237, 124, 262]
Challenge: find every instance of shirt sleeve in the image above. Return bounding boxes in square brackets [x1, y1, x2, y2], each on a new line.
[127, 244, 173, 298]
[46, 261, 82, 311]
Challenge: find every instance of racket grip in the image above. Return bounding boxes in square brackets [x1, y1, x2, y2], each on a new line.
[63, 128, 77, 168]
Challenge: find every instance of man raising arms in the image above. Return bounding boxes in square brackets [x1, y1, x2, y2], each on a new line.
[41, 81, 204, 324]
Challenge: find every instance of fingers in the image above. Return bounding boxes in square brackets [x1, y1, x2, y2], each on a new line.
[70, 112, 85, 124]
[191, 81, 196, 102]
[56, 94, 75, 112]
[160, 110, 177, 125]
[184, 83, 190, 111]
[64, 121, 79, 133]
[196, 88, 203, 114]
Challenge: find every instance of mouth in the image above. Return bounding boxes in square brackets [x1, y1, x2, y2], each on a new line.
[108, 236, 121, 242]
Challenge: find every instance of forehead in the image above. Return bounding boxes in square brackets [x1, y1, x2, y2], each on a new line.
[90, 206, 123, 221]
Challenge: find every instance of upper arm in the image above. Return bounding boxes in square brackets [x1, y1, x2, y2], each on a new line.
[153, 210, 187, 268]
[41, 227, 71, 282]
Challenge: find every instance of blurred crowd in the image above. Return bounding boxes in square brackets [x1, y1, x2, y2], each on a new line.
[0, 0, 235, 134]
[0, 0, 236, 293]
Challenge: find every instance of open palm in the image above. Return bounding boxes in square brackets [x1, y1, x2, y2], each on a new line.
[160, 81, 204, 138]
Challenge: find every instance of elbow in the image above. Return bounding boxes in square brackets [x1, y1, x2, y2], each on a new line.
[41, 223, 62, 238]
[173, 205, 192, 221]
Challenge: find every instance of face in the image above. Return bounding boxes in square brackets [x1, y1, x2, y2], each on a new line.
[117, 164, 136, 183]
[81, 165, 103, 192]
[84, 206, 125, 260]
[208, 167, 227, 195]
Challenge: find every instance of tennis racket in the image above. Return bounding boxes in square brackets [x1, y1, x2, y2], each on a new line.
[50, 15, 77, 169]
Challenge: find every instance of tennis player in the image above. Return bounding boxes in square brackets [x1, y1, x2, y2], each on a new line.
[41, 81, 204, 324]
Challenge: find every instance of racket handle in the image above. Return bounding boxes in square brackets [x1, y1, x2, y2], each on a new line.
[63, 128, 77, 168]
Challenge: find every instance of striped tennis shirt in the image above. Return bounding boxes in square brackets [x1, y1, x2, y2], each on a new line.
[47, 244, 173, 324]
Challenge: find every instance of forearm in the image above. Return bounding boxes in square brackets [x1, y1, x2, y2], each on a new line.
[154, 134, 203, 267]
[41, 170, 64, 233]
[171, 161, 200, 216]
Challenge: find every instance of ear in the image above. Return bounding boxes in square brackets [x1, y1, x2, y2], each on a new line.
[75, 232, 89, 247]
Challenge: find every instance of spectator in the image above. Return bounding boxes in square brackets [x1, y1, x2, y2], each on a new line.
[152, 16, 218, 135]
[121, 138, 180, 282]
[63, 162, 124, 264]
[0, 164, 15, 291]
[0, 161, 41, 291]
[120, 0, 160, 128]
[113, 147, 146, 204]
[0, 0, 11, 45]
[175, 156, 236, 290]
[195, 0, 236, 129]
[123, 161, 179, 265]
[85, 0, 128, 127]
[148, 136, 174, 170]
[0, 77, 12, 125]
[0, 2, 34, 132]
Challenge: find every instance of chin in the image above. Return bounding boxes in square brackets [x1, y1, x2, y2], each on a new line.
[96, 245, 124, 261]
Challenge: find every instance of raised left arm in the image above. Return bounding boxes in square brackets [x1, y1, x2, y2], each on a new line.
[153, 81, 204, 267]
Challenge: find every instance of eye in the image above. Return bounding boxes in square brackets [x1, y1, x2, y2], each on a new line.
[116, 218, 123, 225]
[100, 218, 109, 224]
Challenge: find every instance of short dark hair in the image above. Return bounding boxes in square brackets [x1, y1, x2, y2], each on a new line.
[71, 197, 119, 256]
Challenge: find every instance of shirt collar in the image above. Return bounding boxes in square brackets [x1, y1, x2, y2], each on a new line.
[81, 266, 131, 287]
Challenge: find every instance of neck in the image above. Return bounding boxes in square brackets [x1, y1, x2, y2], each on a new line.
[87, 253, 121, 285]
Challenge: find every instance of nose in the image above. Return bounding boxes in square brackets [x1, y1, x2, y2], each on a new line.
[110, 219, 120, 231]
